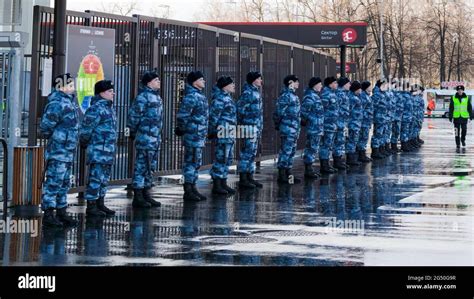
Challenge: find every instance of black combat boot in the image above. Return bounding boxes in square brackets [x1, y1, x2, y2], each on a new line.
[247, 173, 263, 188]
[86, 200, 106, 217]
[417, 136, 424, 144]
[358, 150, 372, 163]
[183, 183, 203, 201]
[385, 143, 394, 155]
[239, 172, 256, 188]
[192, 184, 207, 201]
[143, 187, 161, 207]
[391, 143, 399, 153]
[371, 147, 384, 160]
[277, 168, 289, 183]
[97, 197, 116, 215]
[56, 207, 78, 226]
[304, 164, 320, 179]
[212, 178, 229, 195]
[43, 208, 64, 228]
[346, 153, 362, 166]
[401, 142, 412, 152]
[222, 179, 236, 194]
[320, 159, 336, 174]
[333, 156, 347, 170]
[132, 189, 152, 208]
[286, 169, 301, 184]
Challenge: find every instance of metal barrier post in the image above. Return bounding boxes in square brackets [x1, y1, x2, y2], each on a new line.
[0, 138, 8, 220]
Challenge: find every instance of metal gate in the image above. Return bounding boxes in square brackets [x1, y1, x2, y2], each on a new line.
[27, 5, 337, 194]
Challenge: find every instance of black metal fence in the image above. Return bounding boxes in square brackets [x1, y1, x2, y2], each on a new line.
[28, 6, 337, 193]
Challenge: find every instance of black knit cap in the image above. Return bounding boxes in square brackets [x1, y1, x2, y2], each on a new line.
[337, 77, 350, 87]
[53, 73, 74, 89]
[284, 75, 299, 87]
[246, 71, 262, 84]
[456, 85, 465, 91]
[94, 80, 114, 95]
[216, 76, 234, 89]
[350, 80, 362, 92]
[376, 78, 387, 88]
[361, 81, 371, 91]
[324, 76, 337, 86]
[186, 71, 204, 85]
[308, 77, 322, 89]
[141, 71, 160, 86]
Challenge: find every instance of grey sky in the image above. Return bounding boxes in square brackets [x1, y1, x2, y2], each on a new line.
[66, 0, 208, 21]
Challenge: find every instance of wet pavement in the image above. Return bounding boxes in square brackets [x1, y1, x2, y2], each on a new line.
[1, 118, 473, 266]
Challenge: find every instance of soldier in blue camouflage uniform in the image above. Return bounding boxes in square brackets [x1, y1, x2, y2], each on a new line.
[345, 81, 363, 166]
[127, 71, 163, 208]
[383, 82, 396, 155]
[208, 76, 237, 195]
[333, 77, 351, 170]
[400, 81, 414, 152]
[391, 80, 404, 152]
[356, 81, 373, 163]
[409, 84, 424, 149]
[274, 75, 301, 184]
[414, 85, 425, 146]
[319, 77, 339, 174]
[40, 73, 79, 227]
[237, 71, 263, 189]
[301, 77, 324, 179]
[175, 71, 209, 201]
[371, 79, 389, 159]
[80, 80, 118, 217]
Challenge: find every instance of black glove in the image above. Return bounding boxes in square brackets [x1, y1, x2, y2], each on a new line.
[274, 124, 280, 131]
[174, 126, 185, 136]
[129, 133, 136, 141]
[207, 132, 217, 139]
[301, 119, 307, 127]
[80, 141, 87, 149]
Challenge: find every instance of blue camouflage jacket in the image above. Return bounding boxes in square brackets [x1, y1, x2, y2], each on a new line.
[127, 86, 163, 151]
[360, 90, 373, 128]
[321, 86, 339, 132]
[372, 86, 388, 125]
[209, 86, 237, 144]
[79, 96, 118, 165]
[300, 88, 324, 135]
[336, 88, 350, 128]
[401, 91, 413, 123]
[273, 87, 301, 136]
[40, 90, 79, 163]
[348, 91, 363, 130]
[237, 83, 263, 136]
[176, 84, 209, 148]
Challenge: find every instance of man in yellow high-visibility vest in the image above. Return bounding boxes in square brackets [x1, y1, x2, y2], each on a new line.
[449, 85, 473, 150]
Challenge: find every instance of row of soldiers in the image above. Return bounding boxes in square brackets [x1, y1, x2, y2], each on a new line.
[175, 71, 426, 200]
[40, 72, 163, 227]
[39, 69, 425, 227]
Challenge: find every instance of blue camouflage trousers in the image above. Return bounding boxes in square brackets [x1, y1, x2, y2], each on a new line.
[85, 163, 112, 201]
[391, 121, 401, 144]
[333, 125, 347, 157]
[346, 127, 362, 154]
[303, 134, 321, 165]
[384, 122, 392, 145]
[371, 123, 386, 148]
[210, 142, 234, 179]
[277, 134, 298, 169]
[132, 149, 159, 189]
[357, 126, 371, 151]
[183, 146, 203, 184]
[411, 121, 422, 139]
[400, 122, 411, 142]
[238, 138, 259, 174]
[319, 130, 336, 160]
[42, 160, 72, 210]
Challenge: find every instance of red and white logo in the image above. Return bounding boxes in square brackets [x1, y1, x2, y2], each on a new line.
[342, 28, 357, 43]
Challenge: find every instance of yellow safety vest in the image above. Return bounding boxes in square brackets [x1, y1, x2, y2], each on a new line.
[452, 96, 470, 119]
